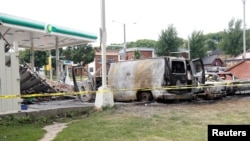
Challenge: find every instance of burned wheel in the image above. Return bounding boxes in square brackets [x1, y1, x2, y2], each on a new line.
[78, 82, 95, 102]
[139, 91, 153, 102]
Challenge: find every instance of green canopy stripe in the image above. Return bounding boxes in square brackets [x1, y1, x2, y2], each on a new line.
[51, 25, 97, 40]
[0, 14, 45, 31]
[0, 13, 97, 41]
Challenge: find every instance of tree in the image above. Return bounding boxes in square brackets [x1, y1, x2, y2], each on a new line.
[34, 51, 47, 70]
[189, 30, 206, 59]
[19, 49, 30, 64]
[126, 39, 157, 48]
[219, 18, 243, 56]
[70, 44, 95, 66]
[203, 32, 223, 51]
[62, 46, 73, 60]
[19, 49, 47, 70]
[106, 44, 123, 51]
[155, 24, 182, 56]
[134, 49, 141, 59]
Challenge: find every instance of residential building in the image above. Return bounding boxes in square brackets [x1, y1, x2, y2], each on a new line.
[87, 47, 155, 76]
[225, 59, 250, 79]
[224, 51, 250, 67]
[87, 50, 119, 76]
[202, 55, 225, 72]
[119, 47, 155, 60]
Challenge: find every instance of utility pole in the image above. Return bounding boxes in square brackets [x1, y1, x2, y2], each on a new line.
[243, 0, 246, 59]
[95, 0, 114, 109]
[123, 23, 126, 60]
[112, 21, 136, 60]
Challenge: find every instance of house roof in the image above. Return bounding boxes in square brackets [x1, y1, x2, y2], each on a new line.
[202, 55, 222, 65]
[119, 47, 154, 54]
[225, 60, 246, 71]
[0, 13, 97, 50]
[95, 50, 118, 56]
[234, 51, 250, 59]
[225, 60, 250, 79]
[207, 49, 224, 56]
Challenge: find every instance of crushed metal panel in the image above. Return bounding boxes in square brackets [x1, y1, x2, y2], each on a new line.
[19, 65, 58, 94]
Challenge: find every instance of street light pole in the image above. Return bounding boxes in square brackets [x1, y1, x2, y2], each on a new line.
[113, 21, 136, 60]
[123, 23, 126, 60]
[243, 0, 246, 59]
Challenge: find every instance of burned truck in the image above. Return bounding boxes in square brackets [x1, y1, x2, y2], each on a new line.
[108, 56, 205, 102]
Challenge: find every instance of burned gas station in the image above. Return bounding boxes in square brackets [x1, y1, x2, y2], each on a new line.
[0, 13, 97, 113]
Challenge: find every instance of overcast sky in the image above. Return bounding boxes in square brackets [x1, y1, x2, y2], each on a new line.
[1, 0, 249, 46]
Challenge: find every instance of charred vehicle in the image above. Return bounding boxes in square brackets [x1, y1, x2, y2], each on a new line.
[216, 72, 250, 95]
[201, 72, 230, 99]
[108, 57, 205, 102]
[201, 71, 250, 99]
[72, 66, 96, 102]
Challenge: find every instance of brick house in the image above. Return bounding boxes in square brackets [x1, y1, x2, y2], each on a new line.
[224, 51, 250, 67]
[225, 59, 250, 79]
[87, 50, 119, 76]
[119, 47, 155, 60]
[87, 47, 155, 76]
[202, 55, 225, 72]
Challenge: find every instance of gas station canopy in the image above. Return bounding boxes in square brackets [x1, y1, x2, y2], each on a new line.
[0, 13, 98, 50]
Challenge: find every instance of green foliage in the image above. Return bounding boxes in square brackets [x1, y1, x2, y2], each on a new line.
[133, 49, 141, 59]
[0, 108, 92, 141]
[246, 29, 250, 50]
[70, 44, 95, 66]
[19, 49, 47, 70]
[0, 114, 52, 126]
[127, 39, 157, 48]
[34, 50, 47, 69]
[53, 102, 250, 141]
[203, 32, 223, 51]
[219, 18, 243, 56]
[0, 124, 45, 141]
[189, 30, 206, 59]
[106, 44, 123, 51]
[155, 24, 182, 56]
[62, 46, 72, 60]
[19, 49, 30, 64]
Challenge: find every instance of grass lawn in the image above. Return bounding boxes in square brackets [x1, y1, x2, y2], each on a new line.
[0, 124, 45, 141]
[0, 97, 250, 141]
[53, 97, 250, 141]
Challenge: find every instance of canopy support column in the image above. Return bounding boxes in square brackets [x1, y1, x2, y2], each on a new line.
[30, 47, 35, 71]
[55, 37, 60, 81]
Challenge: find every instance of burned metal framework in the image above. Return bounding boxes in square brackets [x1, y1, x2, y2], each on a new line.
[0, 13, 97, 113]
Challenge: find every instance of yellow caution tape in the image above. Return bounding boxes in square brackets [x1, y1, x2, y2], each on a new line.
[1, 81, 250, 99]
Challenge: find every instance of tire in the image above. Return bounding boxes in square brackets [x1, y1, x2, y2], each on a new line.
[139, 91, 153, 102]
